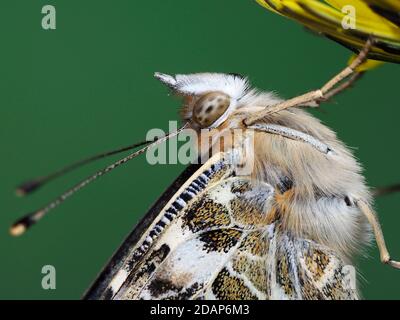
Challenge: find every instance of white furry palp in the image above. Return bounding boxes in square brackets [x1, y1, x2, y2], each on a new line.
[155, 72, 250, 99]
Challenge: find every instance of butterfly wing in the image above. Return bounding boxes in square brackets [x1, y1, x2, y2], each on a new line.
[84, 152, 357, 300]
[267, 228, 358, 300]
[83, 162, 202, 299]
[114, 165, 275, 299]
[84, 152, 233, 299]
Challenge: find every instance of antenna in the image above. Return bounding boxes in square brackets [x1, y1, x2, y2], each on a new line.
[16, 140, 154, 196]
[373, 184, 400, 197]
[10, 123, 188, 236]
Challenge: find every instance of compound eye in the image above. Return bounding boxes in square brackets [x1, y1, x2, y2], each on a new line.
[192, 92, 231, 128]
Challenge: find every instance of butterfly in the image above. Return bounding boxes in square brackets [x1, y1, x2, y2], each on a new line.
[11, 40, 399, 300]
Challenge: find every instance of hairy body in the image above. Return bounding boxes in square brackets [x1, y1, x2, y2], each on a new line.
[179, 73, 371, 263]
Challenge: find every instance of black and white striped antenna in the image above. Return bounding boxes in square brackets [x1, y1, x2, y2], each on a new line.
[10, 124, 188, 236]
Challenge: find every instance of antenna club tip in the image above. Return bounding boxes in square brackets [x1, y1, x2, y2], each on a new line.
[15, 188, 27, 197]
[10, 223, 26, 237]
[15, 180, 42, 197]
[10, 212, 40, 236]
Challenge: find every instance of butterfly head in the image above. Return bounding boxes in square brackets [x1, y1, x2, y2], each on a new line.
[155, 72, 249, 129]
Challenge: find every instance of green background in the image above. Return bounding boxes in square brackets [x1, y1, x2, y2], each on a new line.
[0, 1, 399, 299]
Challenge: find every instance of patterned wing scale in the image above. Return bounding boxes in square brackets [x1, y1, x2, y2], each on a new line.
[268, 231, 357, 300]
[85, 153, 358, 300]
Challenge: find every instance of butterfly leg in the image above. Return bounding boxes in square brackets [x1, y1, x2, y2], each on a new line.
[356, 199, 400, 269]
[298, 71, 364, 109]
[316, 72, 364, 104]
[244, 38, 373, 126]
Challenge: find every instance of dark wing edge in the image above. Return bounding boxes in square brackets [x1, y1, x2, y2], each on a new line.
[82, 163, 201, 300]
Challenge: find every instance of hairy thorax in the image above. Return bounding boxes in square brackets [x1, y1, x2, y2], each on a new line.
[190, 106, 372, 261]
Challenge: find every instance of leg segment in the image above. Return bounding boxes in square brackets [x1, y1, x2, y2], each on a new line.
[356, 199, 400, 269]
[244, 39, 373, 126]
